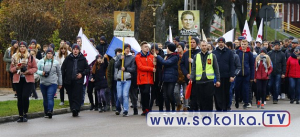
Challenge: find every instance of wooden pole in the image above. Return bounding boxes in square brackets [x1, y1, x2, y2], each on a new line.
[121, 37, 125, 81]
[153, 26, 156, 82]
[189, 36, 191, 74]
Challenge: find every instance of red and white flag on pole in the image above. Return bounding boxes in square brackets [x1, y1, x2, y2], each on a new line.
[242, 20, 252, 42]
[256, 18, 264, 43]
[169, 26, 172, 42]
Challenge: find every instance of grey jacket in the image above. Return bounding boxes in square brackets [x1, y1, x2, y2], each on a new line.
[190, 52, 220, 83]
[3, 47, 12, 72]
[36, 58, 62, 86]
[115, 54, 136, 81]
[233, 50, 242, 76]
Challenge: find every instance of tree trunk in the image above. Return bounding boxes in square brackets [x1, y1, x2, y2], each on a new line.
[155, 2, 166, 43]
[234, 0, 247, 34]
[130, 0, 142, 41]
[198, 0, 216, 38]
[223, 0, 232, 32]
[248, 0, 257, 36]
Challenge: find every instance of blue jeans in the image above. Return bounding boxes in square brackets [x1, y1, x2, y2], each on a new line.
[229, 80, 235, 108]
[268, 74, 281, 101]
[82, 85, 86, 105]
[113, 80, 121, 111]
[117, 80, 131, 112]
[289, 78, 300, 101]
[40, 84, 58, 114]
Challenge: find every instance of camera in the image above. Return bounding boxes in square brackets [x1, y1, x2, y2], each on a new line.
[44, 71, 50, 77]
[20, 66, 27, 72]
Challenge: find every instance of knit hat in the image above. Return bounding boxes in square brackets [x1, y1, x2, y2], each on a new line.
[181, 40, 187, 45]
[66, 41, 71, 46]
[49, 43, 55, 49]
[95, 54, 102, 60]
[30, 39, 37, 45]
[100, 36, 106, 42]
[289, 36, 294, 40]
[72, 44, 81, 50]
[89, 38, 95, 44]
[165, 41, 171, 47]
[273, 40, 280, 46]
[46, 47, 54, 54]
[292, 39, 299, 44]
[167, 43, 176, 52]
[238, 36, 245, 40]
[173, 36, 180, 42]
[19, 41, 28, 48]
[151, 43, 158, 50]
[11, 40, 18, 46]
[178, 42, 185, 50]
[261, 47, 267, 53]
[217, 37, 226, 43]
[191, 37, 200, 45]
[124, 43, 131, 50]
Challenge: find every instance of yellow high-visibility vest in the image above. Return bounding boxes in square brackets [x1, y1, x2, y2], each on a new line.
[195, 53, 215, 80]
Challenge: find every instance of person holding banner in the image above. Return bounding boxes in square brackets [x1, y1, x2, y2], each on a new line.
[61, 44, 89, 117]
[115, 44, 136, 117]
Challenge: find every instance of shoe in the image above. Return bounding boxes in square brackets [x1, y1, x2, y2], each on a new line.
[247, 103, 252, 108]
[115, 111, 120, 115]
[296, 100, 300, 104]
[235, 102, 239, 109]
[94, 107, 98, 111]
[277, 95, 281, 100]
[281, 93, 286, 99]
[54, 93, 57, 98]
[290, 100, 294, 104]
[141, 109, 149, 116]
[261, 104, 265, 109]
[273, 100, 278, 104]
[59, 102, 64, 106]
[264, 101, 266, 105]
[90, 105, 94, 111]
[103, 106, 107, 112]
[14, 94, 17, 98]
[266, 95, 270, 101]
[176, 104, 182, 111]
[112, 106, 116, 111]
[72, 109, 78, 117]
[227, 107, 231, 111]
[47, 112, 52, 119]
[99, 107, 103, 113]
[133, 108, 138, 115]
[183, 107, 188, 112]
[44, 114, 49, 118]
[23, 114, 28, 122]
[106, 106, 110, 111]
[257, 101, 261, 108]
[123, 111, 129, 117]
[17, 117, 23, 122]
[243, 104, 247, 109]
[130, 105, 133, 108]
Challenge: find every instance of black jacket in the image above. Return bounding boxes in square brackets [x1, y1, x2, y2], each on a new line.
[61, 53, 89, 85]
[93, 58, 108, 90]
[96, 43, 109, 56]
[212, 47, 235, 78]
[154, 49, 165, 82]
[156, 52, 179, 83]
[180, 49, 201, 82]
[268, 50, 286, 75]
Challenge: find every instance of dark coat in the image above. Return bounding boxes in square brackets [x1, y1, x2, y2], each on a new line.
[180, 49, 201, 81]
[93, 58, 108, 90]
[96, 43, 109, 56]
[236, 47, 254, 79]
[267, 50, 286, 75]
[156, 52, 179, 83]
[61, 53, 89, 85]
[212, 47, 235, 78]
[154, 49, 165, 82]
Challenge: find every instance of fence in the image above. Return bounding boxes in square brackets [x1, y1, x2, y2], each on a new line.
[0, 53, 12, 88]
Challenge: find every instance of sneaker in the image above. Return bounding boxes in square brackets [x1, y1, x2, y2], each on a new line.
[290, 100, 294, 104]
[257, 101, 261, 108]
[89, 105, 94, 111]
[23, 114, 28, 122]
[106, 106, 110, 111]
[247, 103, 252, 108]
[44, 114, 49, 118]
[235, 102, 239, 109]
[133, 108, 138, 115]
[72, 109, 78, 117]
[261, 104, 265, 109]
[17, 117, 23, 122]
[99, 107, 104, 113]
[273, 100, 278, 104]
[296, 100, 300, 104]
[59, 102, 64, 106]
[277, 95, 281, 100]
[264, 101, 266, 105]
[141, 109, 149, 116]
[112, 106, 116, 111]
[115, 111, 120, 115]
[94, 107, 98, 111]
[123, 111, 129, 117]
[266, 95, 270, 101]
[47, 112, 52, 119]
[243, 104, 247, 109]
[281, 93, 286, 99]
[14, 94, 17, 98]
[54, 93, 57, 98]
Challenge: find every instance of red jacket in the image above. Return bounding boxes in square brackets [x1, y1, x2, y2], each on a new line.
[135, 52, 155, 85]
[10, 55, 37, 83]
[286, 56, 300, 78]
[254, 60, 273, 80]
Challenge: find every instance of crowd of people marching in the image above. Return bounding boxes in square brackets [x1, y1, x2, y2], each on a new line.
[2, 35, 300, 123]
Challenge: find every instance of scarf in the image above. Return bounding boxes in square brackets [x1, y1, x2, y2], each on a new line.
[256, 55, 268, 73]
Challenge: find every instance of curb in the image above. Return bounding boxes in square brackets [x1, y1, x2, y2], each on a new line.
[0, 105, 90, 124]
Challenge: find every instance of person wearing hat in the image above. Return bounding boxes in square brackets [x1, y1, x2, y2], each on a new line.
[153, 43, 179, 112]
[36, 48, 62, 118]
[286, 46, 300, 104]
[115, 43, 136, 117]
[281, 39, 291, 53]
[254, 47, 273, 109]
[89, 38, 96, 47]
[190, 41, 220, 111]
[65, 41, 72, 52]
[255, 40, 262, 53]
[174, 42, 188, 111]
[10, 41, 38, 122]
[212, 37, 235, 111]
[236, 36, 245, 50]
[29, 39, 43, 60]
[173, 36, 180, 46]
[3, 40, 19, 98]
[107, 48, 123, 113]
[286, 39, 299, 60]
[96, 36, 109, 57]
[267, 41, 286, 103]
[149, 43, 165, 113]
[289, 36, 294, 44]
[61, 44, 89, 117]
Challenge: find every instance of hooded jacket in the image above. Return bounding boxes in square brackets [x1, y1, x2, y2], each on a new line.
[96, 37, 109, 56]
[236, 47, 254, 79]
[61, 52, 89, 85]
[92, 58, 108, 90]
[254, 54, 273, 80]
[267, 49, 286, 75]
[135, 51, 155, 85]
[286, 53, 300, 78]
[156, 52, 179, 83]
[36, 58, 62, 86]
[115, 54, 136, 81]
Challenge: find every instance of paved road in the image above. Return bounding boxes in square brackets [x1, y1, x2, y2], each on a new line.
[0, 99, 299, 137]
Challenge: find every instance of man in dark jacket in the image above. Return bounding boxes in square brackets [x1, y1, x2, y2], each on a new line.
[267, 41, 286, 104]
[154, 43, 179, 112]
[255, 40, 262, 53]
[61, 44, 89, 117]
[235, 40, 254, 109]
[281, 39, 291, 53]
[212, 37, 235, 111]
[96, 36, 109, 56]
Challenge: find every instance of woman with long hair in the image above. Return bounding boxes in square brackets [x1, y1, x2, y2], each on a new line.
[29, 39, 42, 59]
[10, 41, 37, 122]
[286, 46, 300, 104]
[55, 45, 69, 105]
[3, 40, 18, 97]
[37, 48, 62, 118]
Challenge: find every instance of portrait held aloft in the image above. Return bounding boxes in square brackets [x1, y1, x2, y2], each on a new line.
[114, 11, 135, 37]
[178, 10, 200, 36]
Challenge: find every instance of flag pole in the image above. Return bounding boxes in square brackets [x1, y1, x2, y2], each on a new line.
[153, 25, 156, 82]
[189, 35, 191, 74]
[121, 37, 125, 81]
